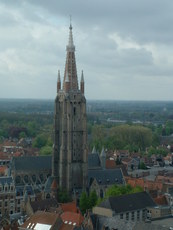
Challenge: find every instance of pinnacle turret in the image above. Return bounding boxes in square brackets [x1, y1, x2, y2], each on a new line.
[57, 70, 61, 92]
[80, 70, 84, 94]
[81, 70, 84, 82]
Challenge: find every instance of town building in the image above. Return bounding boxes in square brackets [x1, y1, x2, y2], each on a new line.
[52, 23, 88, 194]
[93, 192, 156, 222]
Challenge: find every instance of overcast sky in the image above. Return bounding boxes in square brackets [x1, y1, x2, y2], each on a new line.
[0, 0, 173, 100]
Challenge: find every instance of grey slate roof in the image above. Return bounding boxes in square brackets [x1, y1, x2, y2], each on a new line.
[133, 222, 170, 230]
[0, 176, 13, 185]
[98, 216, 135, 230]
[11, 156, 52, 171]
[98, 192, 156, 213]
[88, 168, 124, 186]
[88, 153, 101, 169]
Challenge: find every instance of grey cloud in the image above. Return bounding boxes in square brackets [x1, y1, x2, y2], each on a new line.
[0, 0, 173, 100]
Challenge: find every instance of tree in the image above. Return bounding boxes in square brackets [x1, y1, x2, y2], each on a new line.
[58, 188, 71, 203]
[139, 162, 147, 170]
[19, 131, 27, 139]
[40, 146, 52, 155]
[32, 134, 47, 148]
[105, 184, 143, 199]
[79, 191, 89, 215]
[89, 190, 98, 209]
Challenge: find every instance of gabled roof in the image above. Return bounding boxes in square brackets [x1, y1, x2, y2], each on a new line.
[21, 211, 60, 229]
[44, 176, 54, 193]
[61, 201, 78, 213]
[11, 155, 52, 171]
[88, 168, 124, 186]
[31, 198, 58, 213]
[98, 192, 156, 213]
[88, 153, 101, 169]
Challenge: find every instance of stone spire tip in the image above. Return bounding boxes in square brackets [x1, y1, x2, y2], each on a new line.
[81, 70, 84, 82]
[58, 70, 61, 82]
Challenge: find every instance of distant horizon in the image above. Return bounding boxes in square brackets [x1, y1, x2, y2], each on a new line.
[1, 97, 173, 103]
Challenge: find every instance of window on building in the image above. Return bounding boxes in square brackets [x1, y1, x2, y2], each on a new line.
[142, 209, 146, 220]
[131, 211, 135, 221]
[137, 210, 140, 220]
[120, 213, 123, 219]
[126, 212, 129, 220]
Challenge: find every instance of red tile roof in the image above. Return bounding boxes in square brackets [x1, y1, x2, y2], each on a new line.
[106, 159, 116, 169]
[126, 177, 163, 191]
[61, 211, 84, 227]
[21, 211, 59, 229]
[60, 201, 78, 213]
[154, 195, 168, 205]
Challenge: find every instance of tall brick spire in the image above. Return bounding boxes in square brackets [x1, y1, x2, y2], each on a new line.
[63, 24, 78, 91]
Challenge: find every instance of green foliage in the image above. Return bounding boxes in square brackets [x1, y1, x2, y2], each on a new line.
[40, 146, 52, 155]
[91, 124, 153, 152]
[89, 190, 98, 209]
[32, 134, 48, 148]
[58, 188, 71, 203]
[139, 162, 147, 169]
[91, 125, 106, 151]
[105, 184, 143, 199]
[147, 146, 168, 157]
[19, 131, 27, 139]
[47, 137, 53, 147]
[79, 190, 98, 214]
[79, 191, 89, 215]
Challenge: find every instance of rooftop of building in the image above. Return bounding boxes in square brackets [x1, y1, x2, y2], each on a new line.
[88, 168, 124, 186]
[11, 155, 52, 171]
[98, 191, 156, 213]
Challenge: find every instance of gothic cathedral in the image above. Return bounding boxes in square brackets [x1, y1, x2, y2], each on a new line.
[52, 24, 88, 194]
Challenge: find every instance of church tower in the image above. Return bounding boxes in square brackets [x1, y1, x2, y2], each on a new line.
[52, 24, 88, 194]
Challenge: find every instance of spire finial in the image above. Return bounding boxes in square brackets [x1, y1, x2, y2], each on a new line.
[81, 70, 84, 82]
[67, 15, 75, 51]
[70, 15, 72, 27]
